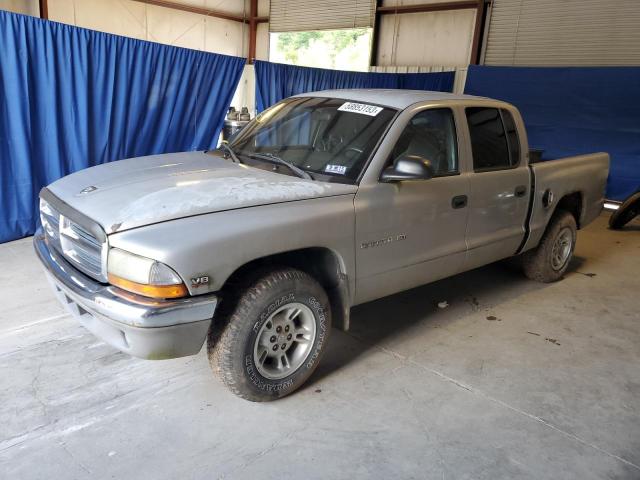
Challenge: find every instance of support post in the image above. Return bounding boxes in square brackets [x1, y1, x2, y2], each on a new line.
[369, 0, 383, 67]
[470, 0, 487, 65]
[39, 0, 48, 19]
[248, 0, 258, 64]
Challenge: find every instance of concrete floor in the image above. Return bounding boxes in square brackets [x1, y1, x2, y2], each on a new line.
[1, 214, 639, 479]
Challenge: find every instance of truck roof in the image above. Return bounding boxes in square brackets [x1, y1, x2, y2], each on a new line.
[293, 89, 493, 110]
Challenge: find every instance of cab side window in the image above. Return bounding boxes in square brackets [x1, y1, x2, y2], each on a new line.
[389, 108, 458, 177]
[466, 107, 518, 171]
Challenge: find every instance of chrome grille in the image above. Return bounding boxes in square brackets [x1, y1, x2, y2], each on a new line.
[40, 198, 106, 281]
[40, 198, 60, 243]
[60, 218, 103, 277]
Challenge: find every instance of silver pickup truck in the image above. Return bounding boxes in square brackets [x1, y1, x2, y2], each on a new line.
[35, 90, 609, 401]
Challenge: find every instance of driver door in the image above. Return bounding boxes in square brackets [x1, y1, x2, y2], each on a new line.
[354, 107, 470, 305]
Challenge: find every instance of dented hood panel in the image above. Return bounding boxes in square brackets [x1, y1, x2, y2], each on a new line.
[46, 151, 357, 233]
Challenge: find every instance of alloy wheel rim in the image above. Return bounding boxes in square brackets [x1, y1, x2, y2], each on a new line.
[551, 227, 573, 270]
[253, 302, 316, 380]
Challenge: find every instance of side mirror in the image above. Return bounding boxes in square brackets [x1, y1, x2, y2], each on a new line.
[380, 155, 434, 182]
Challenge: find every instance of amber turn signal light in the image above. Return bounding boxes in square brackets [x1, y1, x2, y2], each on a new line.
[108, 273, 188, 299]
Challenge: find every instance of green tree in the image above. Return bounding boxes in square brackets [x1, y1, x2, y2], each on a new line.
[275, 28, 370, 67]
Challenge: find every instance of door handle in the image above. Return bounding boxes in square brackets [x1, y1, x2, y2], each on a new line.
[451, 195, 468, 209]
[514, 185, 527, 197]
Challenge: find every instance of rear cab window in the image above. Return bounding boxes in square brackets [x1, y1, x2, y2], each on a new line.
[466, 107, 521, 172]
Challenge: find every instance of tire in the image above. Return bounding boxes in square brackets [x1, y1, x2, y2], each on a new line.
[208, 268, 331, 401]
[522, 210, 577, 283]
[609, 191, 640, 230]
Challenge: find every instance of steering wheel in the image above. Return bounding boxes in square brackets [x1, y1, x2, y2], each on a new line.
[319, 135, 344, 152]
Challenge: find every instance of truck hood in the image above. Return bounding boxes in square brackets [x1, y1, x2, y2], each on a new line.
[46, 151, 357, 233]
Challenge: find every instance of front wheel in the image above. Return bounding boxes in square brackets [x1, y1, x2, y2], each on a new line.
[522, 211, 577, 283]
[208, 268, 331, 401]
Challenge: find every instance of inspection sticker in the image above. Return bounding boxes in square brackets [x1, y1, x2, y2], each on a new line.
[338, 102, 383, 116]
[325, 164, 347, 175]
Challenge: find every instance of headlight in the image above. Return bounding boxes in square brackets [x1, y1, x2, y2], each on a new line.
[107, 248, 188, 299]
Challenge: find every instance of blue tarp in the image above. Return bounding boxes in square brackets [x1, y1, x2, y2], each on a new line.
[254, 60, 455, 112]
[464, 65, 640, 201]
[0, 11, 245, 243]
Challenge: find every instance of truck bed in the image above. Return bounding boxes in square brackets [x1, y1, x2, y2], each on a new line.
[522, 152, 610, 252]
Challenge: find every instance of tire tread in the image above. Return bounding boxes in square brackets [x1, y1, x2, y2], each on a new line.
[208, 268, 328, 401]
[522, 210, 576, 283]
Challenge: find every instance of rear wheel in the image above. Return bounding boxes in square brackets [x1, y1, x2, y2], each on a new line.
[522, 211, 577, 283]
[208, 268, 331, 401]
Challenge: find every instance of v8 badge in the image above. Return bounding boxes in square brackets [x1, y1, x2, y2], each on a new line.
[191, 275, 210, 288]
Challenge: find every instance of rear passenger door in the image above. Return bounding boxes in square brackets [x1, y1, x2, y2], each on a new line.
[463, 107, 531, 270]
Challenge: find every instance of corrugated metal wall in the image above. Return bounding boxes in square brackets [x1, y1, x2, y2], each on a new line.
[269, 0, 376, 32]
[484, 0, 640, 66]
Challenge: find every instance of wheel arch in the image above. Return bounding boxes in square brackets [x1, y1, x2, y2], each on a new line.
[219, 247, 351, 331]
[554, 191, 583, 229]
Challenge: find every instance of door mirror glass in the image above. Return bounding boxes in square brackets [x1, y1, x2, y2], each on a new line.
[380, 155, 434, 182]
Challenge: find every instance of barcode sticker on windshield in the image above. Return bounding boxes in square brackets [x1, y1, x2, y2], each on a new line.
[325, 164, 347, 175]
[338, 102, 383, 116]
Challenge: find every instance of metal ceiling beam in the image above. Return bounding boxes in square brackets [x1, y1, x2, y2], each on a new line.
[376, 1, 478, 15]
[130, 0, 267, 24]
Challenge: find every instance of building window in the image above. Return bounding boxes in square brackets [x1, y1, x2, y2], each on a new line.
[269, 28, 373, 71]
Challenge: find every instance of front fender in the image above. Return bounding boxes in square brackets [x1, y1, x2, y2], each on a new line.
[107, 195, 357, 301]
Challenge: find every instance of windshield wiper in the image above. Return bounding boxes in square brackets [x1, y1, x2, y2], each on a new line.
[219, 142, 243, 164]
[248, 153, 313, 180]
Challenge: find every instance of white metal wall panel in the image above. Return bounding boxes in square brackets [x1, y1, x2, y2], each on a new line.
[0, 0, 39, 16]
[47, 0, 249, 57]
[376, 9, 477, 67]
[270, 0, 376, 32]
[484, 0, 640, 66]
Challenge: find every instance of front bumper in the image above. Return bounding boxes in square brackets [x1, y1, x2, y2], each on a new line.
[34, 230, 217, 359]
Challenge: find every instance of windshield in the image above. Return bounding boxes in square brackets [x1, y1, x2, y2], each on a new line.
[230, 97, 396, 183]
